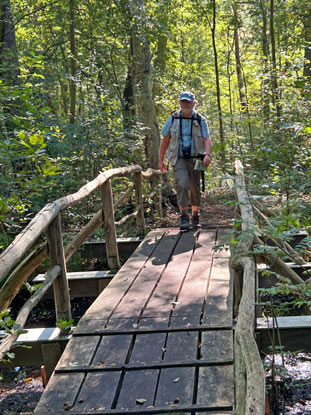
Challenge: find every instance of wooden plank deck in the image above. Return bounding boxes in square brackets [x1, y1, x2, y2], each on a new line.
[34, 228, 234, 415]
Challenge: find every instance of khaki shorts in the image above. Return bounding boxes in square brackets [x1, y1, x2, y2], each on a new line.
[173, 158, 201, 207]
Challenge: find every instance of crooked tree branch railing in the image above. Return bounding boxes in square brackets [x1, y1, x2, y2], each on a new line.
[231, 160, 265, 415]
[0, 165, 165, 359]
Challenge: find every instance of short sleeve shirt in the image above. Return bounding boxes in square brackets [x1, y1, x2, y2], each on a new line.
[161, 111, 210, 157]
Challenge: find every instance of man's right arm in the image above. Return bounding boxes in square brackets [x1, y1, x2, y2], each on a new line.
[158, 136, 170, 172]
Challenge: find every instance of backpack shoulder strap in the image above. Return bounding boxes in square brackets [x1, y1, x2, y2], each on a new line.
[193, 111, 202, 123]
[171, 110, 180, 124]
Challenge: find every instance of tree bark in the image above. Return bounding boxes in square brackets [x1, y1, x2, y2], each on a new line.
[231, 1, 246, 111]
[269, 0, 281, 120]
[69, 0, 76, 124]
[130, 0, 161, 170]
[122, 63, 136, 133]
[232, 160, 265, 415]
[303, 12, 311, 78]
[211, 0, 226, 172]
[259, 0, 270, 119]
[0, 0, 19, 84]
[254, 235, 305, 285]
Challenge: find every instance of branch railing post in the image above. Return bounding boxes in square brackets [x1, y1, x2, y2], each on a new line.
[101, 179, 120, 271]
[157, 175, 163, 219]
[134, 171, 145, 235]
[47, 213, 71, 323]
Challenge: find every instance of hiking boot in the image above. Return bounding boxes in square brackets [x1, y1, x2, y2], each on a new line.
[192, 215, 200, 229]
[180, 214, 190, 231]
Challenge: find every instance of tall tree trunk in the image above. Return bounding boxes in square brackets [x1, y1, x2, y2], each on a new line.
[0, 0, 19, 84]
[122, 63, 135, 133]
[303, 13, 311, 78]
[231, 1, 246, 111]
[211, 0, 226, 172]
[259, 0, 270, 119]
[69, 0, 76, 124]
[231, 1, 254, 152]
[130, 0, 160, 170]
[269, 0, 281, 120]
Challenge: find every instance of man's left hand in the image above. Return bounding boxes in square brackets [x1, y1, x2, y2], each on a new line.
[203, 154, 212, 167]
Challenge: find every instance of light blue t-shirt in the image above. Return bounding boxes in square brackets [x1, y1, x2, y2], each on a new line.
[161, 111, 210, 157]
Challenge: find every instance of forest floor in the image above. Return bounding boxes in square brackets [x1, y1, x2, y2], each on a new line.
[1, 192, 311, 414]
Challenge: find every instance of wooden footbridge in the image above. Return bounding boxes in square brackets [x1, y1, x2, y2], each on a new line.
[35, 227, 233, 414]
[0, 163, 266, 415]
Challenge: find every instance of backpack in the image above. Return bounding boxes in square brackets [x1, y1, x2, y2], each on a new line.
[170, 110, 203, 158]
[171, 110, 202, 125]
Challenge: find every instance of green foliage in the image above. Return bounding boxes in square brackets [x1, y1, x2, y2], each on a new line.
[0, 0, 310, 253]
[0, 309, 27, 363]
[56, 318, 74, 332]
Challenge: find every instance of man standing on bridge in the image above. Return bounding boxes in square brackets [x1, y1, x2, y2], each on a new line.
[158, 91, 212, 231]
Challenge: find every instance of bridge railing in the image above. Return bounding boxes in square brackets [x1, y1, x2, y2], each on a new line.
[0, 165, 165, 358]
[232, 160, 265, 415]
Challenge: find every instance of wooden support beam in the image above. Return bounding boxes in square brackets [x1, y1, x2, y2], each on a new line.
[0, 266, 61, 361]
[257, 316, 311, 354]
[232, 160, 265, 415]
[134, 171, 145, 234]
[47, 214, 72, 323]
[101, 179, 120, 271]
[157, 176, 163, 219]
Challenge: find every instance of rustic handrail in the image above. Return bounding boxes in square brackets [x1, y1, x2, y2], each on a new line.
[0, 265, 61, 360]
[0, 165, 142, 282]
[0, 167, 165, 312]
[231, 160, 265, 415]
[0, 165, 166, 327]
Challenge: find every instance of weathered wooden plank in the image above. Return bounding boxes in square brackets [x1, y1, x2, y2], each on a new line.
[172, 230, 215, 317]
[76, 371, 121, 411]
[164, 331, 198, 361]
[106, 318, 139, 330]
[92, 335, 133, 365]
[81, 238, 142, 259]
[76, 230, 165, 326]
[197, 366, 234, 408]
[35, 270, 114, 281]
[139, 317, 170, 330]
[47, 214, 71, 322]
[200, 331, 233, 362]
[130, 333, 167, 364]
[195, 413, 233, 415]
[41, 342, 63, 380]
[112, 231, 180, 318]
[210, 257, 231, 281]
[34, 271, 114, 299]
[257, 316, 311, 353]
[101, 179, 120, 270]
[134, 170, 145, 233]
[142, 231, 196, 317]
[155, 367, 195, 406]
[76, 318, 108, 333]
[34, 373, 85, 413]
[214, 228, 231, 258]
[201, 278, 233, 328]
[116, 369, 159, 409]
[55, 360, 234, 375]
[169, 315, 201, 329]
[37, 405, 232, 415]
[57, 336, 100, 367]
